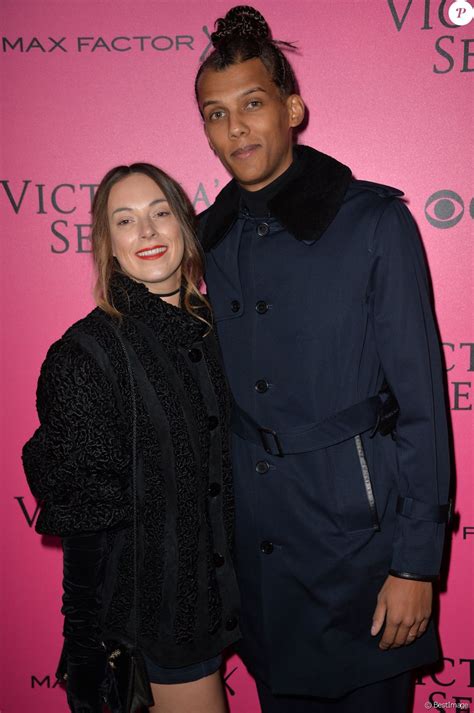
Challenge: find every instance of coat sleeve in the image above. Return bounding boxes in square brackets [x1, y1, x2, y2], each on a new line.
[22, 336, 132, 536]
[370, 198, 451, 580]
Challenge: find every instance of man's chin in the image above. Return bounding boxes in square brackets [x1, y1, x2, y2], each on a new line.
[223, 159, 263, 184]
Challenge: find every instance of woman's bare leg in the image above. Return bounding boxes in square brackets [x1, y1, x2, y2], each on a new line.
[149, 671, 228, 713]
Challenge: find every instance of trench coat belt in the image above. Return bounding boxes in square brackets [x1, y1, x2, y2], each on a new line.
[231, 395, 382, 457]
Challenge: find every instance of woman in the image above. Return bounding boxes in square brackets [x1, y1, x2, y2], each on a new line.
[22, 163, 241, 713]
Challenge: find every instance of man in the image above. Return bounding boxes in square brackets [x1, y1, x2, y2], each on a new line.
[195, 6, 451, 711]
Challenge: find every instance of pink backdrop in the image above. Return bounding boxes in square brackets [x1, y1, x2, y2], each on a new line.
[1, 1, 472, 711]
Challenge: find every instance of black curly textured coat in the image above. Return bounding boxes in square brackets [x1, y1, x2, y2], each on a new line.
[23, 273, 241, 668]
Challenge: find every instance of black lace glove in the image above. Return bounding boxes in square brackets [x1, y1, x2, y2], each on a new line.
[59, 532, 112, 713]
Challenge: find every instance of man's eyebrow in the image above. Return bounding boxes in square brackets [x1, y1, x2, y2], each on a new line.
[201, 86, 268, 111]
[242, 86, 267, 97]
[111, 198, 167, 216]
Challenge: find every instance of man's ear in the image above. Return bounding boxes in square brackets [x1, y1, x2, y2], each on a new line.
[287, 94, 305, 129]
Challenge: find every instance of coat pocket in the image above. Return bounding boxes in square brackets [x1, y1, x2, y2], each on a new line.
[326, 434, 380, 533]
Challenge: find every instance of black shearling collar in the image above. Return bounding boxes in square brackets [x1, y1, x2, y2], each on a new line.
[200, 145, 352, 250]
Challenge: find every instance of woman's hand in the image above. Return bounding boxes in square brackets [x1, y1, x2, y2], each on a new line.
[65, 646, 110, 713]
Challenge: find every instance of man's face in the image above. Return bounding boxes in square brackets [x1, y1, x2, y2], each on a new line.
[197, 58, 304, 192]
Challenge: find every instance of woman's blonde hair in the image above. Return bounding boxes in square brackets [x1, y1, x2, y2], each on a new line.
[91, 162, 211, 328]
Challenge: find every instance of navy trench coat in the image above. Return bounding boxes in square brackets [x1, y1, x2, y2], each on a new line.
[199, 145, 451, 698]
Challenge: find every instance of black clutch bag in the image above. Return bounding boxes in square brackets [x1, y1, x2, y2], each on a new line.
[103, 642, 154, 713]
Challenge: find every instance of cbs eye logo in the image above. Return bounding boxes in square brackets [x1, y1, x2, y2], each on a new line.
[425, 190, 474, 229]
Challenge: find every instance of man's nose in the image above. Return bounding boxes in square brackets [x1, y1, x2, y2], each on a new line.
[228, 112, 249, 139]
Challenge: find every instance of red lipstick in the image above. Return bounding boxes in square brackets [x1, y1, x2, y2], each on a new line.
[135, 245, 168, 261]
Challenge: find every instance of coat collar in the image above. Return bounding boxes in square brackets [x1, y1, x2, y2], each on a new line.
[110, 272, 207, 348]
[201, 145, 352, 250]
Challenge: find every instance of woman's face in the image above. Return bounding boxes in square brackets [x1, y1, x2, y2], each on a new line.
[107, 173, 184, 294]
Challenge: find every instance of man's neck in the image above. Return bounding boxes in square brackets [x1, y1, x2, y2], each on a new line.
[238, 154, 300, 217]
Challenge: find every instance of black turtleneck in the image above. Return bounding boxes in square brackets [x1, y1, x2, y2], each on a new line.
[239, 149, 303, 217]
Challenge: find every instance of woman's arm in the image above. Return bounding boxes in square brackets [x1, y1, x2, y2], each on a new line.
[59, 532, 112, 713]
[23, 336, 132, 536]
[23, 335, 131, 711]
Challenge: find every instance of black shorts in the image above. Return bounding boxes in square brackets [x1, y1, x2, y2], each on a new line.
[143, 652, 223, 685]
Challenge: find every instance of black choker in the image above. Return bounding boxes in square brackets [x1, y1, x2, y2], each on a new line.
[155, 287, 181, 298]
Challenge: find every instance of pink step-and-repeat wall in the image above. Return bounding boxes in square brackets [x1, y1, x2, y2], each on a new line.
[1, 1, 473, 711]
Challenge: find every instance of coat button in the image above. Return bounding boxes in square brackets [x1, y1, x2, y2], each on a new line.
[213, 552, 225, 567]
[208, 482, 221, 497]
[255, 300, 269, 314]
[260, 541, 274, 555]
[208, 415, 218, 430]
[257, 222, 269, 237]
[256, 460, 270, 474]
[255, 379, 269, 394]
[225, 616, 238, 631]
[231, 300, 240, 313]
[188, 348, 202, 363]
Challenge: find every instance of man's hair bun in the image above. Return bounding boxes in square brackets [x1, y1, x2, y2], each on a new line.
[211, 5, 270, 47]
[195, 4, 299, 106]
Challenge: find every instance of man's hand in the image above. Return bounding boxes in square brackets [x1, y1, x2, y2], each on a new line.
[371, 574, 432, 650]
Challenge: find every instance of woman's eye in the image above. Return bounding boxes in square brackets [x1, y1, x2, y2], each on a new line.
[153, 211, 169, 218]
[209, 110, 225, 121]
[247, 100, 262, 109]
[117, 218, 131, 226]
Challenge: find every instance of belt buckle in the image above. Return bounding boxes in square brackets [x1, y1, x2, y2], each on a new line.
[258, 427, 284, 457]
